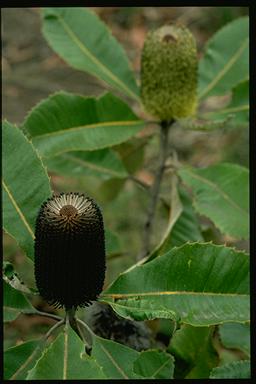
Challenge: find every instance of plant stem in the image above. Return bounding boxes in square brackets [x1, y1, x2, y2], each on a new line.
[65, 307, 82, 341]
[76, 317, 95, 354]
[21, 309, 62, 322]
[139, 119, 175, 259]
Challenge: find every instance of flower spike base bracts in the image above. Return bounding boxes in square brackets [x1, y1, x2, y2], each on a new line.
[141, 24, 198, 120]
[34, 192, 106, 310]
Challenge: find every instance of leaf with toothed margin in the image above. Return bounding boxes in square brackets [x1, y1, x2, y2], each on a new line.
[4, 339, 42, 380]
[26, 326, 106, 379]
[100, 243, 249, 326]
[209, 360, 250, 379]
[198, 17, 249, 99]
[179, 163, 249, 239]
[3, 120, 52, 261]
[22, 92, 145, 158]
[42, 7, 140, 101]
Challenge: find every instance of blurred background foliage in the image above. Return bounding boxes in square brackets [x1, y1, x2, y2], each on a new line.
[2, 6, 249, 361]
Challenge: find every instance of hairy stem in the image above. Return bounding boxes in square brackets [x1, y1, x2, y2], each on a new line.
[140, 119, 175, 259]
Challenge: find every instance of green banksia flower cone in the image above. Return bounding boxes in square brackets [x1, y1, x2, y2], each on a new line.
[141, 24, 198, 120]
[34, 192, 105, 310]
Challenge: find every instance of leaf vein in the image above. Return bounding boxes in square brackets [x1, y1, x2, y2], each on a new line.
[2, 180, 35, 239]
[99, 343, 129, 379]
[184, 170, 248, 216]
[56, 13, 140, 101]
[199, 38, 248, 99]
[32, 120, 143, 140]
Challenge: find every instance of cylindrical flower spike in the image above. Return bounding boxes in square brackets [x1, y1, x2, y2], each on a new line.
[34, 192, 105, 310]
[141, 24, 198, 120]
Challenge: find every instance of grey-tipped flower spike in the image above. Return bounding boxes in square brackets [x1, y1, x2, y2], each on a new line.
[34, 192, 105, 310]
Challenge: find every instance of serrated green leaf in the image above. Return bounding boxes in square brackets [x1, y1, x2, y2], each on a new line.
[210, 360, 250, 379]
[27, 326, 106, 379]
[4, 339, 42, 380]
[169, 325, 218, 379]
[100, 243, 249, 326]
[4, 280, 34, 322]
[219, 322, 250, 356]
[106, 299, 177, 322]
[199, 17, 249, 99]
[203, 80, 249, 124]
[42, 7, 140, 100]
[22, 92, 144, 158]
[133, 350, 174, 379]
[179, 163, 249, 239]
[3, 121, 51, 260]
[91, 335, 142, 379]
[44, 148, 128, 180]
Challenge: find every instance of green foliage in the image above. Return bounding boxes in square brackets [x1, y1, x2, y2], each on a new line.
[27, 327, 106, 379]
[3, 8, 249, 380]
[3, 121, 51, 260]
[133, 350, 174, 379]
[91, 335, 141, 379]
[4, 340, 42, 380]
[198, 17, 249, 99]
[203, 80, 249, 124]
[169, 325, 218, 378]
[3, 281, 34, 322]
[210, 360, 250, 379]
[218, 322, 250, 356]
[44, 148, 128, 180]
[42, 8, 140, 100]
[179, 163, 249, 239]
[22, 92, 144, 158]
[101, 243, 249, 326]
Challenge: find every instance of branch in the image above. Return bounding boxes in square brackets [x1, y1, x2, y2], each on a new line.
[21, 309, 62, 322]
[139, 119, 175, 259]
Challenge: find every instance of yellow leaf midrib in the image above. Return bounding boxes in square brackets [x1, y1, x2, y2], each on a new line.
[182, 169, 248, 217]
[199, 37, 249, 99]
[101, 290, 248, 299]
[2, 180, 35, 239]
[59, 153, 126, 179]
[32, 120, 143, 140]
[55, 12, 140, 102]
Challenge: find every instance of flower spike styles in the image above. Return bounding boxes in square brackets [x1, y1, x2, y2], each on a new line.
[141, 24, 198, 120]
[34, 192, 106, 310]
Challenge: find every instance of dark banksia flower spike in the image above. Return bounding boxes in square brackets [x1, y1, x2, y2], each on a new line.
[34, 192, 105, 310]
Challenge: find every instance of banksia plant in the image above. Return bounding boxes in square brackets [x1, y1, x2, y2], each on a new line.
[141, 24, 198, 120]
[34, 192, 105, 310]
